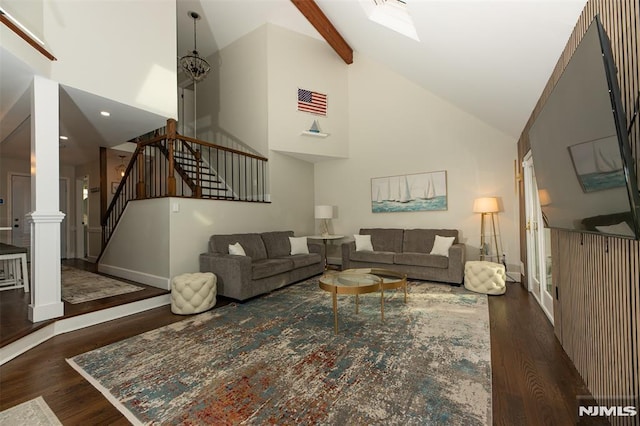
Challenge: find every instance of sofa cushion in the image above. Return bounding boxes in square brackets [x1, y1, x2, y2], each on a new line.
[289, 237, 309, 255]
[351, 250, 395, 264]
[360, 228, 404, 252]
[354, 234, 374, 251]
[228, 242, 246, 256]
[252, 258, 293, 280]
[261, 231, 295, 259]
[403, 229, 458, 253]
[395, 252, 449, 269]
[286, 253, 322, 269]
[210, 234, 267, 260]
[430, 235, 456, 257]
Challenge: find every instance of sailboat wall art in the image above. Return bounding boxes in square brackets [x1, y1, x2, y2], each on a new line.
[371, 171, 447, 213]
[568, 136, 626, 193]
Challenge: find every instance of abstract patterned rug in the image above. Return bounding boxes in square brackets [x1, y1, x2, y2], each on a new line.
[0, 396, 62, 426]
[68, 278, 491, 425]
[61, 265, 144, 304]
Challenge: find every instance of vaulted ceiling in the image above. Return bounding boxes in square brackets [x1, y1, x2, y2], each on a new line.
[178, 0, 588, 139]
[1, 0, 588, 165]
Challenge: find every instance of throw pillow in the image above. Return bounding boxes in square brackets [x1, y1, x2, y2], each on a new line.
[289, 236, 309, 255]
[228, 242, 246, 256]
[430, 235, 455, 257]
[354, 234, 374, 252]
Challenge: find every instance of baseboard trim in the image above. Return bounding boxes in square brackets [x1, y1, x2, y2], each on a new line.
[98, 264, 170, 290]
[0, 294, 170, 366]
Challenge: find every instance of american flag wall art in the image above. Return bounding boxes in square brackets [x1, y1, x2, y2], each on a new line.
[297, 88, 327, 116]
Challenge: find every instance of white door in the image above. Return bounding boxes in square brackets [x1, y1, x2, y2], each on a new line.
[11, 175, 31, 248]
[523, 152, 554, 323]
[11, 175, 68, 258]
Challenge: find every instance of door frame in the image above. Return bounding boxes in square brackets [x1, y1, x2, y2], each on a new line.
[523, 152, 554, 323]
[9, 172, 71, 258]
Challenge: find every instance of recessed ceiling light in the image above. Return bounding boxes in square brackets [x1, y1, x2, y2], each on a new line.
[100, 111, 111, 117]
[59, 135, 68, 140]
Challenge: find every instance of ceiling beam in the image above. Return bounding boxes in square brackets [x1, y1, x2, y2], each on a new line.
[0, 11, 56, 61]
[290, 0, 353, 64]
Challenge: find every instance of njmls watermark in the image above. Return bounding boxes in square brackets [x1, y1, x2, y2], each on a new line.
[577, 395, 638, 423]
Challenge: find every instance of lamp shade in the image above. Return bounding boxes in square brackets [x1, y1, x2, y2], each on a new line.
[538, 189, 552, 206]
[314, 205, 334, 219]
[473, 197, 499, 213]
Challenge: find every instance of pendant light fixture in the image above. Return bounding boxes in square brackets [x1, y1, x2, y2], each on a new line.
[115, 155, 127, 178]
[179, 11, 211, 82]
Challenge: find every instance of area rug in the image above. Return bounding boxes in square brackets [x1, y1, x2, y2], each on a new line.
[68, 278, 491, 425]
[0, 396, 62, 426]
[61, 265, 144, 304]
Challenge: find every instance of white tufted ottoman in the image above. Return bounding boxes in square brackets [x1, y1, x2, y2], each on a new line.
[464, 261, 506, 295]
[171, 272, 217, 315]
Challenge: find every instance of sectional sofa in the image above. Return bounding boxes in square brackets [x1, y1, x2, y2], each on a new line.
[341, 228, 465, 284]
[199, 231, 324, 300]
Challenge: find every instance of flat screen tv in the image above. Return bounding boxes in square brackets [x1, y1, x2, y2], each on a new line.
[528, 15, 640, 240]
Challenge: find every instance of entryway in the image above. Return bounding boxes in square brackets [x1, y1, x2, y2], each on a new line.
[523, 152, 554, 323]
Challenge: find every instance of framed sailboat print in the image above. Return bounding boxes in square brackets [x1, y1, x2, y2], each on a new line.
[371, 170, 447, 213]
[568, 137, 626, 192]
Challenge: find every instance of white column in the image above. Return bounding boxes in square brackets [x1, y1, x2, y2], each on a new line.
[27, 75, 65, 323]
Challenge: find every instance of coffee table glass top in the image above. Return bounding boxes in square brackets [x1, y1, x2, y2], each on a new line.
[319, 271, 381, 288]
[318, 268, 407, 334]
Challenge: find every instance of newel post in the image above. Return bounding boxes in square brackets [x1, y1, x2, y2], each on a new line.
[136, 147, 146, 199]
[167, 118, 177, 196]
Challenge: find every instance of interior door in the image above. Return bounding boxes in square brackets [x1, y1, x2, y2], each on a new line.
[523, 152, 554, 323]
[11, 175, 68, 258]
[11, 175, 31, 248]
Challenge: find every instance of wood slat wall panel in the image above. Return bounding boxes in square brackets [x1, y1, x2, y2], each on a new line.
[517, 1, 639, 422]
[555, 231, 639, 424]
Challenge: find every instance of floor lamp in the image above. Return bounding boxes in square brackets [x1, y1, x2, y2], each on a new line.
[473, 197, 500, 261]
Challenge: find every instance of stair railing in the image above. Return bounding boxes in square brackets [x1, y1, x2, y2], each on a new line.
[101, 119, 269, 249]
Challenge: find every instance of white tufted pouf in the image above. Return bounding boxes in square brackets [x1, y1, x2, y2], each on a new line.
[464, 261, 506, 295]
[171, 272, 217, 315]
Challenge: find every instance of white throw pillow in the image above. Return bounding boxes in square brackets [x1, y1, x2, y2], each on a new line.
[595, 222, 635, 237]
[430, 235, 455, 257]
[354, 234, 374, 252]
[289, 236, 309, 255]
[228, 242, 246, 256]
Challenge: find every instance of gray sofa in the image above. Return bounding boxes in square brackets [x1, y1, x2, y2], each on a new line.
[199, 231, 324, 301]
[342, 228, 465, 284]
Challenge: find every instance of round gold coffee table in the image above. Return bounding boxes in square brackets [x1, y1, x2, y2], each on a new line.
[318, 268, 407, 334]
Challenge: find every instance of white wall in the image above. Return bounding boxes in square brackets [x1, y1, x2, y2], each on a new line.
[43, 0, 177, 119]
[197, 25, 268, 155]
[100, 152, 315, 288]
[0, 0, 51, 78]
[267, 24, 349, 160]
[315, 54, 521, 273]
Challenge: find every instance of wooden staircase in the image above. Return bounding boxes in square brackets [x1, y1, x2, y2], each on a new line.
[173, 146, 234, 200]
[101, 119, 269, 254]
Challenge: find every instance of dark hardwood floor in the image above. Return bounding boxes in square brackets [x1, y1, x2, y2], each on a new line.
[0, 277, 606, 425]
[0, 259, 169, 347]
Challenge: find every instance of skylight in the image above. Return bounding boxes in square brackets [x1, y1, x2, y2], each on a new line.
[368, 0, 419, 41]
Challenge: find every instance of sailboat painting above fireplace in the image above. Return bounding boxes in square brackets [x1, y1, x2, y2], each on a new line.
[568, 136, 626, 193]
[371, 170, 447, 213]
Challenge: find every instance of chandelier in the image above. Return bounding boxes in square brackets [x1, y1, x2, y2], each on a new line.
[179, 11, 211, 82]
[115, 155, 126, 178]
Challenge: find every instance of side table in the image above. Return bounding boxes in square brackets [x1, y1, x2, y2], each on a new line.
[307, 235, 344, 269]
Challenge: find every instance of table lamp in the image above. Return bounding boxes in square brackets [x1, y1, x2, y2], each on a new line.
[473, 197, 499, 261]
[314, 205, 334, 236]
